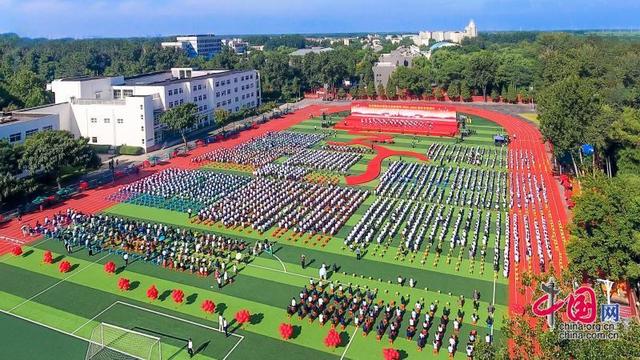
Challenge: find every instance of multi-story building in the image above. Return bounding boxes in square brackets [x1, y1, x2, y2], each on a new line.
[222, 38, 249, 54]
[412, 20, 478, 46]
[0, 106, 61, 144]
[161, 34, 222, 58]
[0, 68, 261, 152]
[373, 46, 424, 88]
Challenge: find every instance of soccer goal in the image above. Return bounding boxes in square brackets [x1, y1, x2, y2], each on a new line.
[85, 322, 162, 360]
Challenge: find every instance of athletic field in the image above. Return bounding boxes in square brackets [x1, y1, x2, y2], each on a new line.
[0, 104, 548, 360]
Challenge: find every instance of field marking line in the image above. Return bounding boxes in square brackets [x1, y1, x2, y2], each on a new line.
[491, 273, 497, 336]
[9, 253, 110, 312]
[270, 253, 287, 272]
[71, 301, 120, 334]
[339, 326, 359, 360]
[246, 262, 308, 279]
[115, 301, 244, 339]
[116, 301, 244, 360]
[0, 237, 50, 265]
[0, 308, 144, 360]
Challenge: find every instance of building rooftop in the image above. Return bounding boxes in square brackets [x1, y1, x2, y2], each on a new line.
[121, 69, 249, 86]
[289, 47, 334, 56]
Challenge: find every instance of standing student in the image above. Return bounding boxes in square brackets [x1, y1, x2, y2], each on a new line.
[187, 338, 194, 358]
[218, 314, 224, 332]
[300, 254, 306, 269]
[223, 317, 229, 337]
[123, 253, 129, 267]
[187, 208, 193, 218]
[355, 247, 361, 260]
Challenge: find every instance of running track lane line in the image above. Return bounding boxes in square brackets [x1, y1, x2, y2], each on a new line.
[339, 326, 359, 360]
[8, 253, 110, 312]
[0, 237, 50, 265]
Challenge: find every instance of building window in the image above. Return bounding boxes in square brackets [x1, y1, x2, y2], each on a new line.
[91, 137, 97, 143]
[25, 129, 38, 137]
[193, 85, 197, 91]
[234, 87, 238, 93]
[198, 95, 202, 101]
[197, 84, 202, 90]
[104, 118, 110, 124]
[90, 117, 97, 123]
[9, 133, 21, 143]
[179, 88, 183, 94]
[203, 94, 207, 100]
[42, 125, 53, 131]
[198, 106, 203, 112]
[235, 97, 239, 102]
[203, 105, 208, 110]
[113, 89, 121, 98]
[226, 79, 230, 85]
[193, 97, 197, 102]
[117, 118, 124, 124]
[168, 90, 173, 96]
[123, 90, 133, 97]
[215, 81, 219, 86]
[179, 99, 184, 105]
[241, 76, 244, 81]
[217, 102, 220, 107]
[141, 126, 144, 131]
[235, 106, 239, 112]
[234, 78, 238, 83]
[141, 139, 145, 144]
[140, 114, 144, 119]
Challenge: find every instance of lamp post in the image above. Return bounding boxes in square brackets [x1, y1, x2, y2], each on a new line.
[597, 278, 615, 304]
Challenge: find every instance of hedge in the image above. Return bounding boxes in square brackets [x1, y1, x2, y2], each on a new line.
[89, 144, 112, 154]
[117, 145, 144, 155]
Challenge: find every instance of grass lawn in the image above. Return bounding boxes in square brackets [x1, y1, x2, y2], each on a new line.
[0, 113, 509, 360]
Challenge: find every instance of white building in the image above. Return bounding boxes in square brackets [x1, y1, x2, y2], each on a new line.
[222, 38, 249, 54]
[0, 107, 61, 144]
[412, 20, 478, 46]
[4, 67, 260, 152]
[161, 34, 222, 58]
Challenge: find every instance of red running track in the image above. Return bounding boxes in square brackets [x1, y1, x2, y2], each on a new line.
[451, 105, 569, 318]
[0, 104, 349, 254]
[328, 131, 429, 185]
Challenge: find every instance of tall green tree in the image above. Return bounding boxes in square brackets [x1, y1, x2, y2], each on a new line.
[376, 83, 385, 99]
[214, 108, 231, 127]
[567, 174, 640, 280]
[20, 130, 99, 189]
[447, 81, 460, 101]
[160, 103, 199, 151]
[464, 51, 497, 102]
[0, 140, 25, 202]
[460, 82, 472, 102]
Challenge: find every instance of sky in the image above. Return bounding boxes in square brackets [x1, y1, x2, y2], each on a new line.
[0, 0, 638, 39]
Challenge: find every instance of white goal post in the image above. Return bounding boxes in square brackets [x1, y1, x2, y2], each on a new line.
[85, 322, 162, 360]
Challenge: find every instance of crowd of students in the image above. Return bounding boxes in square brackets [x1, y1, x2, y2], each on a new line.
[192, 132, 326, 167]
[194, 177, 368, 236]
[285, 149, 361, 174]
[286, 281, 494, 358]
[34, 208, 251, 282]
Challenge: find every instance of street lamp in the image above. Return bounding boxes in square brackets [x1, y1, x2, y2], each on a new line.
[597, 278, 615, 304]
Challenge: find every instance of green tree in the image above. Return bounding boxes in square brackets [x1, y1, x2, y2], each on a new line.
[366, 81, 376, 99]
[505, 83, 518, 103]
[7, 68, 49, 108]
[0, 140, 24, 202]
[214, 108, 231, 127]
[490, 88, 500, 102]
[336, 88, 346, 100]
[538, 76, 601, 172]
[20, 130, 99, 189]
[160, 103, 199, 151]
[447, 81, 460, 101]
[385, 83, 397, 99]
[434, 87, 444, 101]
[464, 51, 497, 102]
[376, 83, 385, 99]
[460, 82, 472, 102]
[567, 174, 640, 280]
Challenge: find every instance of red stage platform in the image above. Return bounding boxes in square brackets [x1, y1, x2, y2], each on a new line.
[335, 101, 459, 137]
